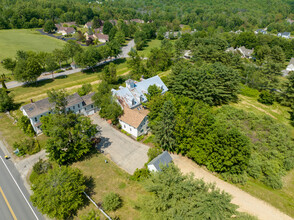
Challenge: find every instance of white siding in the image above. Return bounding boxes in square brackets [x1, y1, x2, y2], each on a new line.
[119, 120, 139, 137]
[147, 164, 158, 172]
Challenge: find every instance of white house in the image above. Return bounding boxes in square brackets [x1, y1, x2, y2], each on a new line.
[119, 106, 149, 137]
[286, 58, 294, 71]
[20, 93, 97, 134]
[112, 75, 168, 137]
[147, 151, 173, 172]
[277, 32, 291, 39]
[57, 27, 76, 36]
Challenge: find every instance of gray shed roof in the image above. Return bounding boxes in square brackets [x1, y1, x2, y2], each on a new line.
[148, 151, 173, 171]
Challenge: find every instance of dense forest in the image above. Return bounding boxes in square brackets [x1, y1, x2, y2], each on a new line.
[1, 0, 294, 32]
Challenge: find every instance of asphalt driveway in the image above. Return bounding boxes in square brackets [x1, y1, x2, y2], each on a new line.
[90, 114, 149, 174]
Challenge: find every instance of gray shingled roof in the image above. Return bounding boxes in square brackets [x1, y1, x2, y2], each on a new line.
[81, 92, 95, 106]
[21, 92, 90, 118]
[148, 151, 173, 171]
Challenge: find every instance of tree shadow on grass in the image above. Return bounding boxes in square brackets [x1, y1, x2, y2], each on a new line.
[23, 78, 54, 88]
[82, 58, 127, 75]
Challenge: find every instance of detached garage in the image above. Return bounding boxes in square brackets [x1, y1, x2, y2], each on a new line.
[147, 151, 173, 172]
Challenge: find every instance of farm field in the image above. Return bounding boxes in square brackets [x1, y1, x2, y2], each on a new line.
[0, 29, 65, 77]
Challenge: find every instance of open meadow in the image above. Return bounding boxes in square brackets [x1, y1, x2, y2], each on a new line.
[0, 29, 65, 77]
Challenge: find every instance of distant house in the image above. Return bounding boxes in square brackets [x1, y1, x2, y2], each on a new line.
[112, 75, 168, 137]
[183, 50, 192, 59]
[94, 26, 103, 33]
[92, 33, 109, 43]
[20, 93, 97, 134]
[57, 27, 76, 36]
[287, 19, 294, 24]
[254, 29, 267, 35]
[282, 57, 294, 76]
[147, 151, 173, 172]
[130, 19, 144, 24]
[109, 19, 118, 26]
[164, 31, 181, 39]
[237, 46, 254, 59]
[277, 32, 291, 39]
[84, 21, 93, 29]
[225, 47, 236, 53]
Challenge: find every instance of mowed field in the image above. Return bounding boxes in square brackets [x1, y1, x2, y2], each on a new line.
[0, 29, 65, 76]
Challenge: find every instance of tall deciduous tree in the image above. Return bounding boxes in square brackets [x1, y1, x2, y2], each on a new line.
[43, 20, 56, 33]
[103, 63, 117, 84]
[63, 40, 82, 62]
[1, 58, 16, 74]
[103, 21, 113, 35]
[14, 56, 42, 83]
[31, 166, 86, 220]
[41, 113, 99, 165]
[47, 89, 68, 113]
[45, 55, 59, 79]
[74, 46, 101, 71]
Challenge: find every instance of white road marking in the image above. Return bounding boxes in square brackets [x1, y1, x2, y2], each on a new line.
[0, 156, 39, 220]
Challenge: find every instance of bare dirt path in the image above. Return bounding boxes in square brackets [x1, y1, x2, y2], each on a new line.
[172, 154, 293, 220]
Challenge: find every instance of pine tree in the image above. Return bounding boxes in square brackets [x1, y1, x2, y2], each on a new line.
[154, 100, 176, 151]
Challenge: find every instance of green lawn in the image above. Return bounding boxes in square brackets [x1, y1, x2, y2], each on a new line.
[72, 154, 146, 219]
[0, 29, 65, 77]
[137, 39, 162, 57]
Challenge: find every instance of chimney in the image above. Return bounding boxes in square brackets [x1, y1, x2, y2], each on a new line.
[30, 99, 34, 103]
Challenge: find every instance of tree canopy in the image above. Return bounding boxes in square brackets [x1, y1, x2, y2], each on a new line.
[31, 166, 86, 220]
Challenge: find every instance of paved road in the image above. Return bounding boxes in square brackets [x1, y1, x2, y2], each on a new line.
[0, 148, 44, 220]
[1, 39, 135, 90]
[90, 114, 149, 174]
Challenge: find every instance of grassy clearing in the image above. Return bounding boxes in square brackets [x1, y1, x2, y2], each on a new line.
[230, 94, 294, 217]
[0, 113, 47, 156]
[231, 95, 292, 126]
[72, 154, 146, 220]
[0, 29, 65, 77]
[137, 39, 162, 57]
[239, 172, 294, 218]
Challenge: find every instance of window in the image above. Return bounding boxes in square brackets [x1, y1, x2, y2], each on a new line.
[35, 117, 37, 122]
[124, 125, 126, 128]
[73, 106, 75, 109]
[91, 105, 93, 108]
[78, 104, 80, 108]
[130, 128, 132, 131]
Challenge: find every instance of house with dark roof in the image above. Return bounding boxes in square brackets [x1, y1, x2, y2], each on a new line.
[278, 32, 291, 39]
[20, 93, 97, 134]
[112, 75, 168, 137]
[147, 151, 173, 172]
[254, 29, 267, 35]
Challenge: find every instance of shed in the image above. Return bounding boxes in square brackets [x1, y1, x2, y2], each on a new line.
[147, 151, 173, 172]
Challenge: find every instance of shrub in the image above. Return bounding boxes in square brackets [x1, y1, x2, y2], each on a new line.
[221, 172, 248, 185]
[80, 209, 100, 220]
[136, 135, 145, 142]
[102, 192, 122, 211]
[17, 116, 35, 136]
[147, 147, 162, 162]
[258, 90, 275, 105]
[13, 138, 41, 156]
[33, 159, 52, 175]
[130, 168, 150, 181]
[239, 85, 259, 98]
[263, 175, 283, 189]
[78, 83, 92, 96]
[143, 135, 155, 144]
[54, 69, 64, 73]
